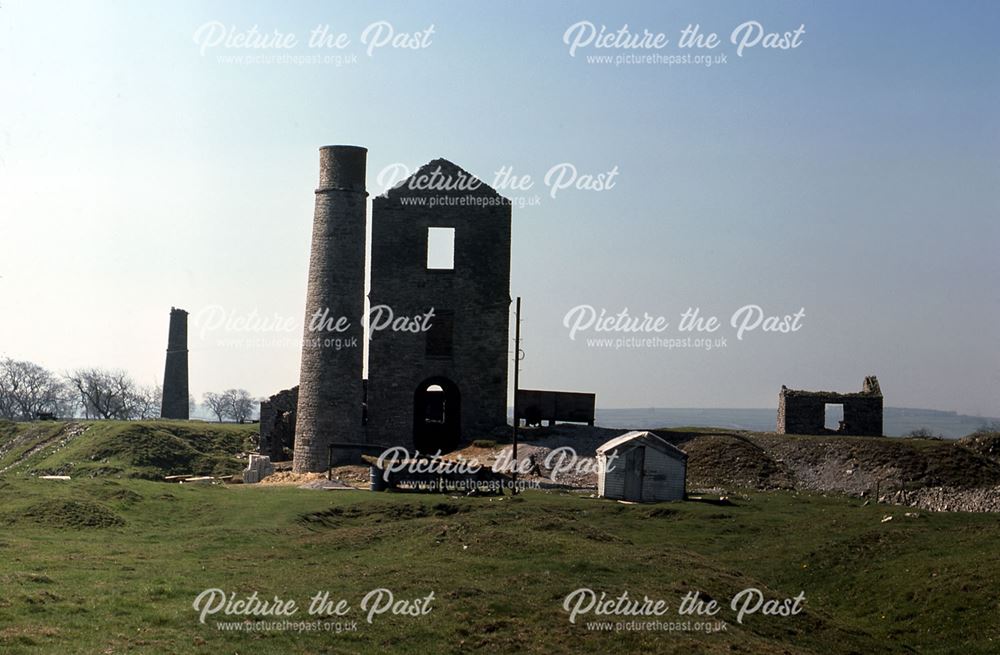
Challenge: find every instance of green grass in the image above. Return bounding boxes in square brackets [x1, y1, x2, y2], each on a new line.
[0, 477, 997, 654]
[0, 421, 257, 479]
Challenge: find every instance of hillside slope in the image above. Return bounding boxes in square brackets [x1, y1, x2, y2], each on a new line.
[0, 420, 257, 479]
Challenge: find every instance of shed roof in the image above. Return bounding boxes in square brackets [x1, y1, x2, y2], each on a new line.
[596, 431, 688, 461]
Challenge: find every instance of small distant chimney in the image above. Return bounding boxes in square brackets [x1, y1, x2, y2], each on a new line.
[161, 307, 189, 419]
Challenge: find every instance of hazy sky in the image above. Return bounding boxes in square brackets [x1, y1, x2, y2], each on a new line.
[1, 1, 997, 415]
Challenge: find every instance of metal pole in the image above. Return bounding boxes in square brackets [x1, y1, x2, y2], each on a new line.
[511, 296, 521, 495]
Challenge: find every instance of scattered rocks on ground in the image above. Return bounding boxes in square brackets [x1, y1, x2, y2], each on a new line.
[882, 485, 1000, 513]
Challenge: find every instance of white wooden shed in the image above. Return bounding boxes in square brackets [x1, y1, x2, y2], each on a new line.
[596, 431, 687, 502]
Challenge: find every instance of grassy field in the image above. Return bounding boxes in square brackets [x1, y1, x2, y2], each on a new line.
[1, 474, 998, 654]
[0, 420, 258, 479]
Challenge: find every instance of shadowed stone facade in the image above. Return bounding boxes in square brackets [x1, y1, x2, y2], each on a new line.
[293, 146, 368, 472]
[260, 385, 298, 461]
[288, 148, 512, 472]
[366, 160, 511, 453]
[160, 307, 189, 420]
[777, 376, 883, 436]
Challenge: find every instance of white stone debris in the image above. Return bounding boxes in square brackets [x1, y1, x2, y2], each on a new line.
[243, 454, 275, 484]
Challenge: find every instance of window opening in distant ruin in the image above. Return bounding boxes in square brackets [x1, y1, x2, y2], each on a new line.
[427, 227, 455, 269]
[825, 403, 844, 431]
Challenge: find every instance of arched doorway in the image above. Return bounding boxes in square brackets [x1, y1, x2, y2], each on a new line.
[413, 377, 461, 454]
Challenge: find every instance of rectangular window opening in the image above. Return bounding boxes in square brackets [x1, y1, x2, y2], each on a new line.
[824, 403, 844, 431]
[426, 227, 455, 270]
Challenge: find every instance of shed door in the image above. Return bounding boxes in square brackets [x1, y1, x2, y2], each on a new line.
[623, 447, 645, 501]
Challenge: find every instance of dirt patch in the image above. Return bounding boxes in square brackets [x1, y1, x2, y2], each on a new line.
[259, 471, 323, 485]
[329, 465, 371, 488]
[251, 467, 368, 488]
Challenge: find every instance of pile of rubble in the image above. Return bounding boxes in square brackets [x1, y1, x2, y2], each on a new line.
[494, 444, 599, 488]
[880, 485, 1000, 513]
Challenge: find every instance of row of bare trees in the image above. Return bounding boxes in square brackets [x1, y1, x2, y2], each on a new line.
[0, 357, 258, 423]
[202, 389, 256, 423]
[64, 368, 163, 420]
[0, 358, 165, 421]
[0, 358, 77, 420]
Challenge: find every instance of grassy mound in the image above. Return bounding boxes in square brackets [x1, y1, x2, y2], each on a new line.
[86, 423, 244, 478]
[0, 420, 257, 479]
[21, 499, 124, 529]
[681, 433, 794, 489]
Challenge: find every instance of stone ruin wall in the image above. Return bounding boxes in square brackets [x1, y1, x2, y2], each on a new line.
[777, 376, 883, 436]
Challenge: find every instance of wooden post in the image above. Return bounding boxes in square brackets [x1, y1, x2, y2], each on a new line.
[511, 297, 521, 495]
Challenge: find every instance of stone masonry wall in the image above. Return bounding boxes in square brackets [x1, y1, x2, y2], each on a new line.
[259, 385, 298, 461]
[777, 376, 883, 436]
[366, 159, 511, 450]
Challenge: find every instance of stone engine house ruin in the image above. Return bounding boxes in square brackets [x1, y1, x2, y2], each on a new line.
[366, 158, 511, 456]
[776, 375, 883, 437]
[278, 146, 511, 472]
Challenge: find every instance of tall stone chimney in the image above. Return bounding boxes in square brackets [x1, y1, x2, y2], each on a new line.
[293, 146, 367, 472]
[161, 307, 189, 419]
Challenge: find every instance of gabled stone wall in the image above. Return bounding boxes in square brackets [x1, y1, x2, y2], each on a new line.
[366, 159, 511, 450]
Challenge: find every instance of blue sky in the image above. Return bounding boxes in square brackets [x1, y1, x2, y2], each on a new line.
[0, 1, 997, 414]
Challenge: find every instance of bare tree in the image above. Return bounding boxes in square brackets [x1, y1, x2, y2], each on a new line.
[0, 358, 70, 420]
[223, 389, 256, 424]
[65, 368, 140, 420]
[0, 359, 18, 418]
[203, 392, 228, 423]
[133, 384, 162, 420]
